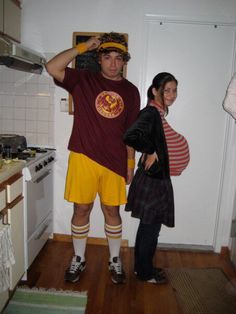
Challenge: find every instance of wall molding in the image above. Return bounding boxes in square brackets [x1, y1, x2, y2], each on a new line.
[53, 233, 129, 247]
[145, 14, 236, 27]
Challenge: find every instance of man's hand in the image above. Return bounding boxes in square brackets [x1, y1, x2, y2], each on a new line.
[126, 167, 134, 185]
[86, 36, 101, 51]
[126, 146, 135, 185]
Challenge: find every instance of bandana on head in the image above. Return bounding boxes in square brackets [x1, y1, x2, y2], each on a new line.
[97, 42, 128, 53]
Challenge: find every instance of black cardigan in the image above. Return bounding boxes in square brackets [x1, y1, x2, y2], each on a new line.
[123, 105, 170, 179]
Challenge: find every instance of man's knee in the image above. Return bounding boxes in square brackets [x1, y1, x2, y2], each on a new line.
[73, 203, 93, 219]
[102, 205, 120, 218]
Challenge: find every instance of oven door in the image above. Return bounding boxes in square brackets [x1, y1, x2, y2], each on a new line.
[24, 169, 53, 271]
[26, 169, 53, 239]
[27, 212, 53, 268]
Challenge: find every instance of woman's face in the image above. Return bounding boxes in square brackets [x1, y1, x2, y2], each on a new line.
[154, 81, 177, 107]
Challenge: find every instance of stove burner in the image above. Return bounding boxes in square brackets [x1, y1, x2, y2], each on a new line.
[27, 147, 48, 153]
[9, 147, 54, 161]
[16, 152, 33, 160]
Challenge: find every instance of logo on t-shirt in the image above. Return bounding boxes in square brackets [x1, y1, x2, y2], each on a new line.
[95, 91, 124, 118]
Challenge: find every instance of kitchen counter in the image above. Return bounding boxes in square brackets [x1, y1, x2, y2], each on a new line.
[0, 160, 25, 183]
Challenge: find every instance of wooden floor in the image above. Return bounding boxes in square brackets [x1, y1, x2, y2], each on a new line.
[19, 240, 236, 314]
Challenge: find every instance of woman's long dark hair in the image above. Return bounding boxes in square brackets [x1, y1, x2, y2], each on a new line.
[147, 72, 178, 114]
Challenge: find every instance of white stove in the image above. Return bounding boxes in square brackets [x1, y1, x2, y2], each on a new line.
[21, 148, 56, 279]
[0, 134, 56, 279]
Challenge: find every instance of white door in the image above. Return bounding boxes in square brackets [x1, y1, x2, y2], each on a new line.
[230, 157, 236, 265]
[142, 17, 236, 248]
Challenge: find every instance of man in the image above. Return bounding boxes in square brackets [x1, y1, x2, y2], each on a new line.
[46, 32, 140, 284]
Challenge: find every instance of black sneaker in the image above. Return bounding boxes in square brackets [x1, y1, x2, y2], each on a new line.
[64, 256, 86, 283]
[146, 268, 168, 284]
[108, 256, 126, 284]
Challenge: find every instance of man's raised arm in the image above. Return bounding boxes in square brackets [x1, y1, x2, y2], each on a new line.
[45, 36, 101, 83]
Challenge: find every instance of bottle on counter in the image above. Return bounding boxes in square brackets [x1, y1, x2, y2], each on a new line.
[4, 145, 12, 161]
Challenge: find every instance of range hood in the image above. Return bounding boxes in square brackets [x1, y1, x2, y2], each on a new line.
[0, 36, 46, 74]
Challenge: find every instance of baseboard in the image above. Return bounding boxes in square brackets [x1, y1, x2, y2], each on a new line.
[158, 244, 231, 257]
[52, 235, 229, 254]
[220, 246, 230, 258]
[158, 243, 214, 252]
[53, 233, 129, 247]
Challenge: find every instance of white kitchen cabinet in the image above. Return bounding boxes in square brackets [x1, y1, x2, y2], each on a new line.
[8, 197, 24, 289]
[0, 289, 9, 313]
[1, 0, 21, 42]
[0, 184, 8, 313]
[6, 175, 22, 203]
[0, 186, 6, 212]
[6, 173, 24, 289]
[0, 171, 24, 311]
[0, 220, 9, 313]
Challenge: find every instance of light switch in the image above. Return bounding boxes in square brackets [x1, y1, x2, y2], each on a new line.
[60, 98, 69, 112]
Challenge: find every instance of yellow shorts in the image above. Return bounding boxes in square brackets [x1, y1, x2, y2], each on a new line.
[64, 152, 127, 206]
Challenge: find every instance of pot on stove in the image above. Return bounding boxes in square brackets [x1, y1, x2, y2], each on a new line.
[0, 134, 27, 154]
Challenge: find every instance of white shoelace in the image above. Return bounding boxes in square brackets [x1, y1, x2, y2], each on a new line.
[69, 257, 80, 273]
[112, 258, 122, 274]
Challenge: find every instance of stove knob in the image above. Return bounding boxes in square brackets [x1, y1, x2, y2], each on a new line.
[35, 165, 40, 172]
[36, 164, 43, 172]
[48, 156, 54, 163]
[44, 160, 48, 166]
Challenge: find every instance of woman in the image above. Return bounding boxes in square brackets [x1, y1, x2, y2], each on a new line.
[124, 72, 190, 284]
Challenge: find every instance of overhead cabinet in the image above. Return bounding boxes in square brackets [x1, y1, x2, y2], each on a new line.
[0, 0, 21, 42]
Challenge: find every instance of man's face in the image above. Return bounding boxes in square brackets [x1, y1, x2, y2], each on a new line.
[99, 51, 125, 81]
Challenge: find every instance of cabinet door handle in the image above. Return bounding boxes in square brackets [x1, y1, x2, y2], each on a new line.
[0, 212, 9, 225]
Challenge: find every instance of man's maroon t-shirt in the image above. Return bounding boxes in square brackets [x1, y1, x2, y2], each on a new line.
[55, 68, 140, 179]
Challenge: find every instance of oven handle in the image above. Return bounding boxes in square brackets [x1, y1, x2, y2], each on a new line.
[33, 170, 51, 183]
[34, 221, 51, 240]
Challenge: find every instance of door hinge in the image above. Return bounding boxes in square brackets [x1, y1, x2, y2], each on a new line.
[231, 219, 236, 237]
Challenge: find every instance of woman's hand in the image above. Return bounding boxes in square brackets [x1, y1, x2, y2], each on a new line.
[142, 152, 159, 170]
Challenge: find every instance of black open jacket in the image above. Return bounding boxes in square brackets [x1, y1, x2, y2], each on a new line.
[123, 105, 170, 179]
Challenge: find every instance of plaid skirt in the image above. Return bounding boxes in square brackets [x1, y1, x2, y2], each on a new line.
[125, 167, 174, 227]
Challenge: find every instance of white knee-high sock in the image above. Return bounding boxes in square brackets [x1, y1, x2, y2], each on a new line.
[105, 223, 122, 261]
[71, 223, 90, 262]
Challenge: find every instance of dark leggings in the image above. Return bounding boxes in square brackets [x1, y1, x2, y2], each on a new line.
[134, 222, 162, 280]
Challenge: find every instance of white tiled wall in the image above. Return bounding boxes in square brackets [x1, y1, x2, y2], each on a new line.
[0, 66, 55, 147]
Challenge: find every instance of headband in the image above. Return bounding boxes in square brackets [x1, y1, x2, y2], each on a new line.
[98, 42, 128, 53]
